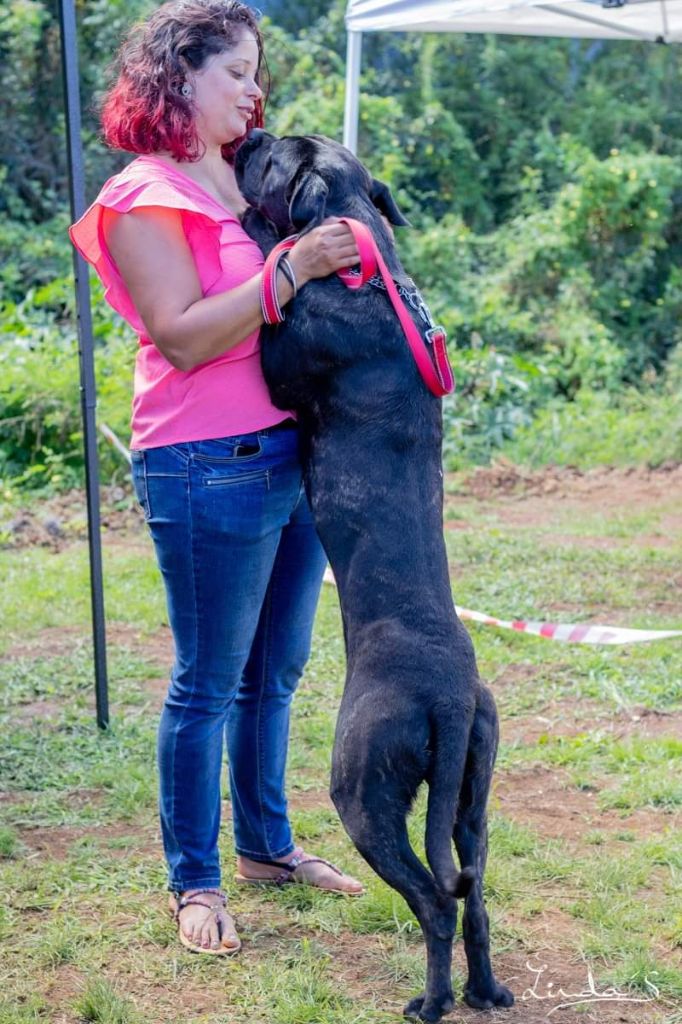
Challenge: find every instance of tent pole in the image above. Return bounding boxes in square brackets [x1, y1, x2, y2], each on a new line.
[343, 30, 363, 154]
[57, 0, 110, 730]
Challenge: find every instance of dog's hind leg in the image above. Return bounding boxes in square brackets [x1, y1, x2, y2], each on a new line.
[337, 796, 457, 1023]
[453, 682, 514, 1009]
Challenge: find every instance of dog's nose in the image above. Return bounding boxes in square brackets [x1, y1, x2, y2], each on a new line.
[245, 128, 266, 148]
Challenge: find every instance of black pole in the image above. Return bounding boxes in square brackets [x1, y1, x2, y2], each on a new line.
[58, 0, 110, 729]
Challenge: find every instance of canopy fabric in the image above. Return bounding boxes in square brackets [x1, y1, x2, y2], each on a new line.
[345, 0, 682, 43]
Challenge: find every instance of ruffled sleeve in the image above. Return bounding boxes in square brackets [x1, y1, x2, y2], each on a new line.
[69, 159, 231, 333]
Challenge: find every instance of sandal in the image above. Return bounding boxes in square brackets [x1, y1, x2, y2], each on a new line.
[168, 887, 241, 955]
[235, 848, 364, 896]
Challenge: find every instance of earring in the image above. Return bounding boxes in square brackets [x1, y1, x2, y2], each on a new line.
[181, 82, 192, 99]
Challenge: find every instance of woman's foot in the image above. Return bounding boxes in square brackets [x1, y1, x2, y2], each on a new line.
[169, 888, 241, 954]
[235, 847, 364, 894]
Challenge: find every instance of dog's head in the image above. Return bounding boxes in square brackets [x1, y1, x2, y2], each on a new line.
[234, 129, 408, 235]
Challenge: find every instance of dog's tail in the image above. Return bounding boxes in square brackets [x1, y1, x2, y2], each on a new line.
[424, 716, 476, 899]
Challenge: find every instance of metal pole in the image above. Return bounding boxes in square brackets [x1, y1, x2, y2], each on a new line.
[57, 0, 109, 729]
[343, 30, 363, 154]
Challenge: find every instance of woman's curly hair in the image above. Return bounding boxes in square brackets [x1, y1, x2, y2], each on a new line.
[101, 0, 267, 163]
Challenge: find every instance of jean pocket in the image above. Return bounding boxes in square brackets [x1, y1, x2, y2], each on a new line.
[192, 434, 263, 464]
[130, 451, 151, 521]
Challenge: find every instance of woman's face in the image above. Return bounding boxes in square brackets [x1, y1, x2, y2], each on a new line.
[190, 31, 262, 148]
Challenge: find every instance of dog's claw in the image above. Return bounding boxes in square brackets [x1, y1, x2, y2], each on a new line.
[463, 983, 514, 1009]
[403, 995, 424, 1021]
[403, 992, 454, 1022]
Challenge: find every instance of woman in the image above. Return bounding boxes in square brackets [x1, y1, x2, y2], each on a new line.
[70, 0, 363, 957]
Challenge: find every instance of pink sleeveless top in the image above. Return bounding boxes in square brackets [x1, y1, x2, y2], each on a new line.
[69, 155, 288, 449]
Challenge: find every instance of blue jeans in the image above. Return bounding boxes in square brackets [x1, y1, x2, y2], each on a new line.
[130, 423, 327, 892]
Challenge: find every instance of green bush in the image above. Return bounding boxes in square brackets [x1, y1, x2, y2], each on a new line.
[0, 276, 134, 491]
[502, 346, 682, 468]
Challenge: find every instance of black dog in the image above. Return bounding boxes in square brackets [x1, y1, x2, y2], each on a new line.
[235, 131, 513, 1023]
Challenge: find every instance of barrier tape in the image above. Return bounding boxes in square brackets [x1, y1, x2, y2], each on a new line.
[321, 569, 681, 645]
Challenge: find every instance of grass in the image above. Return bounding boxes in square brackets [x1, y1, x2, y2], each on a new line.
[74, 979, 142, 1024]
[0, 477, 680, 1023]
[501, 386, 682, 468]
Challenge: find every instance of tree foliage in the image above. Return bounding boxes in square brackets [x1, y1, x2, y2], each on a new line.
[1, 0, 682, 485]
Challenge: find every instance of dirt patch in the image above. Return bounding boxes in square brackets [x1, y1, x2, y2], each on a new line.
[7, 698, 64, 724]
[2, 621, 170, 663]
[445, 462, 682, 548]
[3, 623, 173, 681]
[1, 485, 145, 552]
[456, 460, 682, 502]
[17, 821, 159, 863]
[501, 702, 682, 747]
[493, 765, 675, 843]
[140, 676, 171, 710]
[288, 787, 334, 811]
[609, 706, 682, 741]
[486, 662, 550, 689]
[501, 702, 602, 747]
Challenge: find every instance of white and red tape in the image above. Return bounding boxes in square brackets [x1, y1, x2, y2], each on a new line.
[322, 569, 681, 645]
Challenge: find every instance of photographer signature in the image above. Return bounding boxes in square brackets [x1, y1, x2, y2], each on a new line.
[521, 960, 660, 1015]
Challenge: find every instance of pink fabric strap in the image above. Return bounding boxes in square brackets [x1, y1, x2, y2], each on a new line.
[337, 218, 454, 397]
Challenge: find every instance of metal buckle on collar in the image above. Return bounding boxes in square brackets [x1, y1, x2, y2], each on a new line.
[425, 325, 447, 346]
[344, 267, 444, 344]
[402, 286, 437, 330]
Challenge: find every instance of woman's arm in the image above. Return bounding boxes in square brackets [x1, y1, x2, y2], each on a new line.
[104, 206, 358, 371]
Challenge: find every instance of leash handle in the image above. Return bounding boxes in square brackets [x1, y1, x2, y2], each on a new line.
[261, 236, 298, 324]
[336, 218, 454, 397]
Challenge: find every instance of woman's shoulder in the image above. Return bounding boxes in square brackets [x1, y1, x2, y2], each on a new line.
[96, 155, 241, 225]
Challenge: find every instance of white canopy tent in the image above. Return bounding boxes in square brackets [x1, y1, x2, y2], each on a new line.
[343, 0, 682, 151]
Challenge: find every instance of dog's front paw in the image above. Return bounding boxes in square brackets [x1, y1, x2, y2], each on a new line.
[463, 982, 514, 1009]
[403, 992, 454, 1022]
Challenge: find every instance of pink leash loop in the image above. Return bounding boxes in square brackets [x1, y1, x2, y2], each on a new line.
[261, 237, 298, 324]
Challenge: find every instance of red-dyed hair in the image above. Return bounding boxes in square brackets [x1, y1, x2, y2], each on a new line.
[101, 0, 267, 164]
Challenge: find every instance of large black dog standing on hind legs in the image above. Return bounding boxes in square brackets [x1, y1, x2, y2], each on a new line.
[235, 130, 514, 1023]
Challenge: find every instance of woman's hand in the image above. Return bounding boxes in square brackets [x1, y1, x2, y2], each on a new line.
[288, 218, 359, 287]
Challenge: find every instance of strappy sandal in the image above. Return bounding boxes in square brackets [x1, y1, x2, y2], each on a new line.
[234, 849, 364, 896]
[168, 887, 241, 955]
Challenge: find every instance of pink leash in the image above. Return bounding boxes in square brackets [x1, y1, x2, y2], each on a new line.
[261, 218, 454, 398]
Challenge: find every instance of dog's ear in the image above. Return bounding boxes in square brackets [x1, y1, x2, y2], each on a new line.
[289, 171, 329, 229]
[369, 177, 410, 227]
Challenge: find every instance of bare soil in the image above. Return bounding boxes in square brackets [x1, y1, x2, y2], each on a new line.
[455, 458, 682, 503]
[446, 462, 682, 555]
[1, 485, 143, 552]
